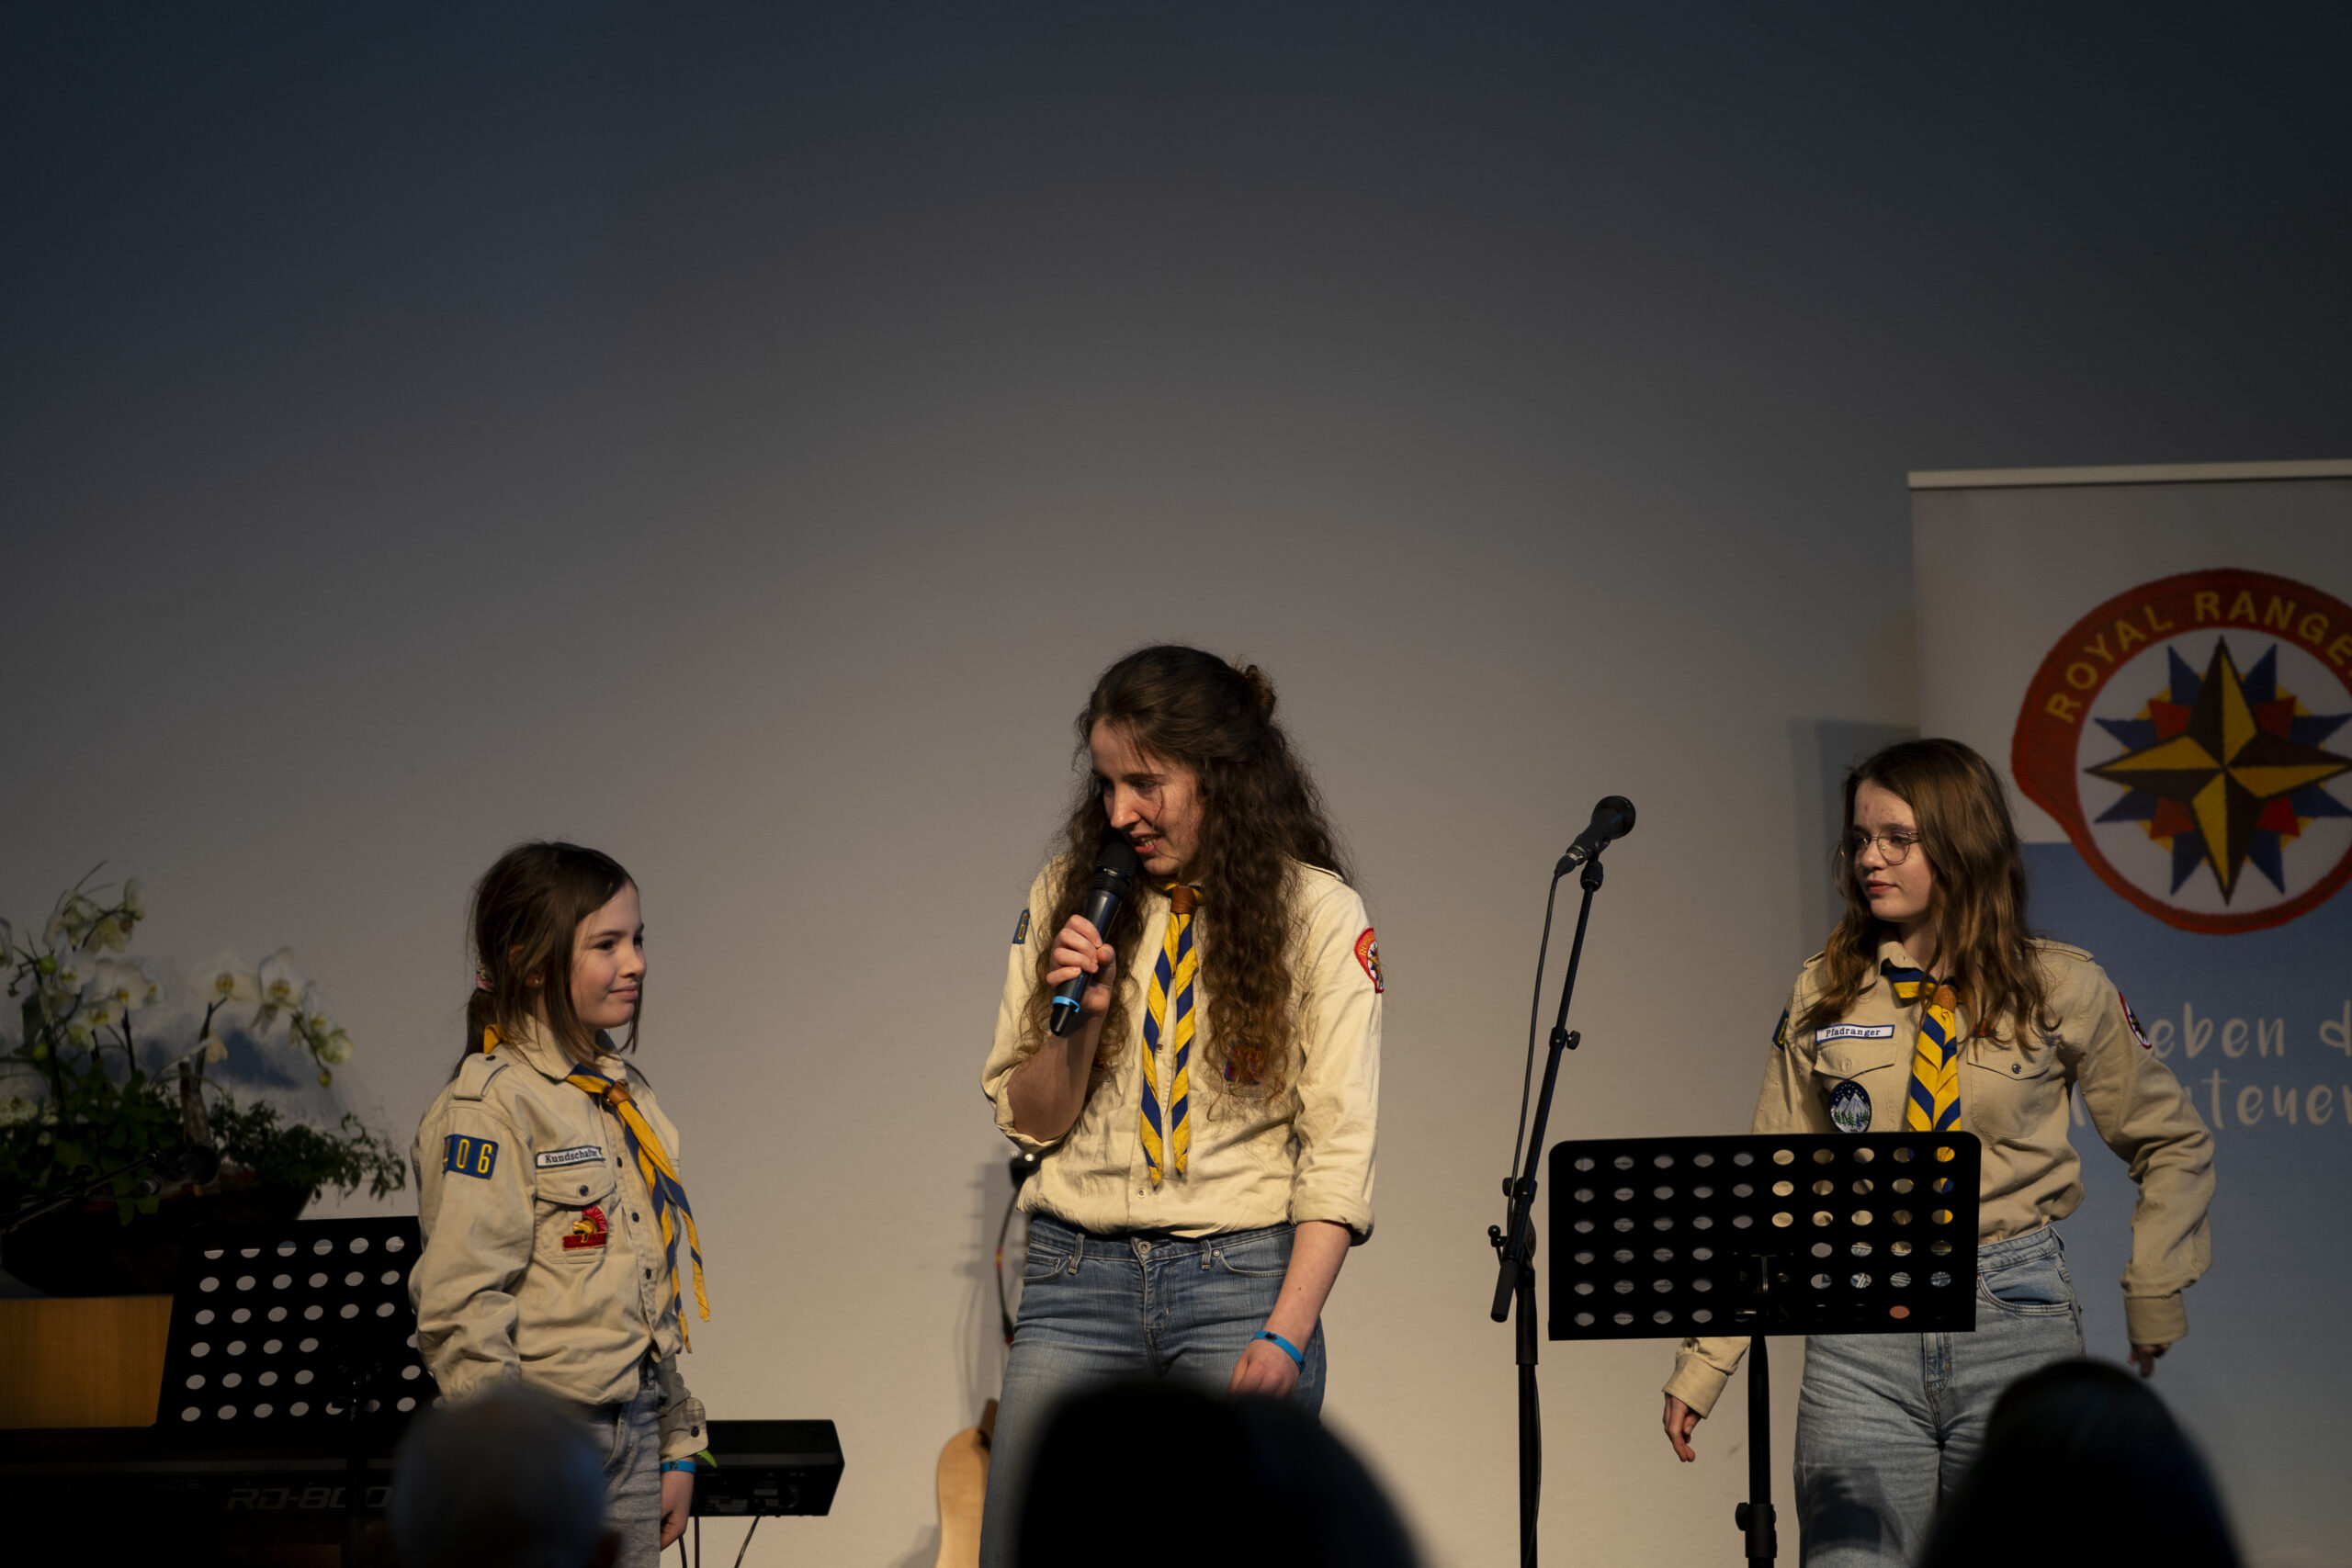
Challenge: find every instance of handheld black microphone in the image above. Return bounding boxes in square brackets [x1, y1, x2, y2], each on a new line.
[1048, 832, 1144, 1036]
[1555, 795, 1635, 874]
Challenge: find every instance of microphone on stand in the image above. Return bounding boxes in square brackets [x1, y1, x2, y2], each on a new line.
[1047, 832, 1143, 1036]
[1555, 795, 1636, 874]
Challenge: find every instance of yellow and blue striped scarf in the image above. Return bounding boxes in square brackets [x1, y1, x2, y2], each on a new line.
[1882, 960, 1962, 1134]
[1138, 886, 1200, 1185]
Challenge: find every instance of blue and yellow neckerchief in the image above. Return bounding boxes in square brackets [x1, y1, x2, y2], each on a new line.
[1881, 960, 1962, 1133]
[1138, 886, 1200, 1184]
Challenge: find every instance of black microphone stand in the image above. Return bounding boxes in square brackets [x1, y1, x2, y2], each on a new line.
[1487, 850, 1609, 1568]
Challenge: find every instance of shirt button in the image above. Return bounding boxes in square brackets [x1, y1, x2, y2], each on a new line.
[579, 1185, 590, 1195]
[633, 1213, 642, 1222]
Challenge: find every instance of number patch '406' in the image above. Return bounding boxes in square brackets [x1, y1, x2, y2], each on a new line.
[443, 1134, 499, 1179]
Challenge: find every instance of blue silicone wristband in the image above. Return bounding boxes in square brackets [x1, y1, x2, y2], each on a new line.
[1254, 1329, 1305, 1370]
[661, 1460, 697, 1473]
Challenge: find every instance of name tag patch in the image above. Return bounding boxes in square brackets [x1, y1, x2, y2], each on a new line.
[535, 1145, 604, 1170]
[443, 1134, 498, 1179]
[1816, 1024, 1897, 1043]
[1826, 1080, 1872, 1134]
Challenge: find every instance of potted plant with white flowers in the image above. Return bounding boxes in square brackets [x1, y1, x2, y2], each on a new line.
[0, 874, 405, 1296]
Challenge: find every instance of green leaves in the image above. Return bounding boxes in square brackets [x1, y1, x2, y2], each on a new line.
[2, 872, 402, 1224]
[208, 1097, 408, 1204]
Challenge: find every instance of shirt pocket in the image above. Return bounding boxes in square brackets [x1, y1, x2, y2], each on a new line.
[534, 1159, 619, 1265]
[1811, 1044, 1904, 1133]
[1962, 1039, 2060, 1143]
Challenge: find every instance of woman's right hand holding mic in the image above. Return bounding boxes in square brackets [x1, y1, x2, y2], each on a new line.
[1008, 914, 1117, 1143]
[1047, 915, 1116, 1032]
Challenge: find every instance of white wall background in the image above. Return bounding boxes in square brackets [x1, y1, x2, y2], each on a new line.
[5, 7, 2348, 1564]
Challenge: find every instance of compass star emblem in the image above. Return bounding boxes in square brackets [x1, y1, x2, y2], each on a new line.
[2086, 638, 2352, 900]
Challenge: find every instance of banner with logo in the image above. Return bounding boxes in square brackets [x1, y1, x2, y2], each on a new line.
[1913, 464, 2352, 1567]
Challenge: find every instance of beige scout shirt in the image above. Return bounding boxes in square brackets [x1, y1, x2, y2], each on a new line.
[1665, 937, 2214, 1418]
[982, 861, 1381, 1242]
[410, 1024, 707, 1461]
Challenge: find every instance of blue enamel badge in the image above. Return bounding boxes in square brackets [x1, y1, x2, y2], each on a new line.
[443, 1134, 498, 1178]
[1826, 1080, 1871, 1134]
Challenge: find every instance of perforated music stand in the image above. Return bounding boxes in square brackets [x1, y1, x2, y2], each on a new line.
[154, 1214, 430, 1546]
[1548, 1132, 1981, 1567]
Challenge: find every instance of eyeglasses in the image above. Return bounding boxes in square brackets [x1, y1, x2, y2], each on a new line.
[1844, 829, 1923, 864]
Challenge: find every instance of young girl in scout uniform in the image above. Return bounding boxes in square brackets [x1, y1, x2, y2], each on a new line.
[410, 841, 709, 1566]
[1658, 739, 2214, 1568]
[976, 646, 1384, 1568]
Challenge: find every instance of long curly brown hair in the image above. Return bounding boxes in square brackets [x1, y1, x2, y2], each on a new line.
[1798, 739, 2054, 1041]
[1019, 645, 1350, 1103]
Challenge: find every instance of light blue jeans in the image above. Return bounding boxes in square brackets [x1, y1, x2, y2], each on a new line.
[1792, 1224, 2085, 1567]
[587, 1359, 665, 1568]
[978, 1215, 1324, 1568]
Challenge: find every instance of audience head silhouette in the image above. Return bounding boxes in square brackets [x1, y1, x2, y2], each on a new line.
[1016, 1382, 1417, 1568]
[390, 1384, 616, 1568]
[1921, 1358, 2238, 1568]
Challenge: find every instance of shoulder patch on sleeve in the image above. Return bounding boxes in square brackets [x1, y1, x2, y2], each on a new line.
[2118, 992, 2153, 1049]
[451, 1053, 510, 1102]
[1772, 1008, 1791, 1050]
[1352, 927, 1384, 993]
[442, 1133, 500, 1178]
[1012, 908, 1029, 945]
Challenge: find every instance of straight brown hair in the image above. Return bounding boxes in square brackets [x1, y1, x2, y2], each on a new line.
[458, 841, 639, 1071]
[1799, 739, 2054, 1041]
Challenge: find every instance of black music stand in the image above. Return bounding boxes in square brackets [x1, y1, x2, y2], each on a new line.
[154, 1214, 429, 1551]
[1549, 1131, 1981, 1567]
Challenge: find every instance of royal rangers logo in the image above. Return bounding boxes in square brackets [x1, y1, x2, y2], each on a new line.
[2014, 569, 2352, 933]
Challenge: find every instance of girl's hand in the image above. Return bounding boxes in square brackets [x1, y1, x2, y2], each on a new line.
[1663, 1394, 1701, 1461]
[661, 1468, 694, 1546]
[1228, 1337, 1302, 1398]
[2128, 1342, 2170, 1378]
[1046, 915, 1116, 1022]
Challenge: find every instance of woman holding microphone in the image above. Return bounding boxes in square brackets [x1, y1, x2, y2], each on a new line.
[977, 645, 1383, 1568]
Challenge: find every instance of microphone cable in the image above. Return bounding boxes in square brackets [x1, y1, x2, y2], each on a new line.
[1505, 865, 1568, 1190]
